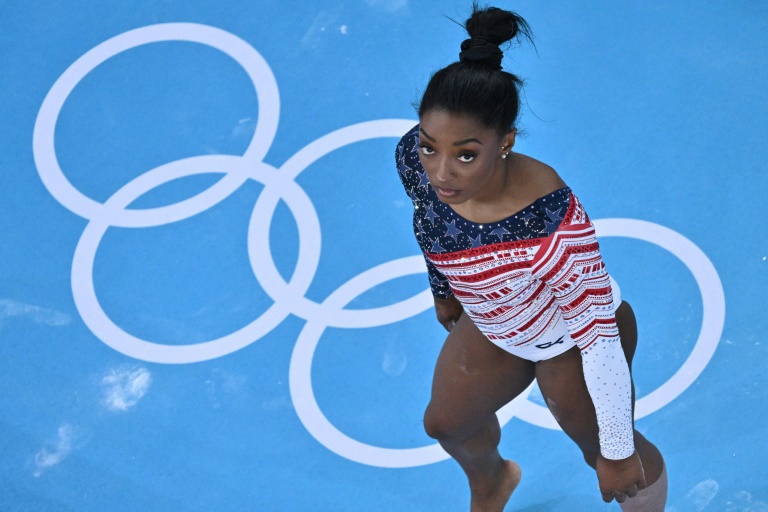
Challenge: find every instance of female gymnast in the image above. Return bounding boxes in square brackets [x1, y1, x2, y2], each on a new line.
[395, 4, 667, 511]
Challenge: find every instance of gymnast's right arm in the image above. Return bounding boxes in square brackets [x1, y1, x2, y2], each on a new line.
[396, 129, 463, 331]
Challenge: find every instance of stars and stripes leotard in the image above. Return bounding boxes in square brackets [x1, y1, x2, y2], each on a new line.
[396, 125, 634, 460]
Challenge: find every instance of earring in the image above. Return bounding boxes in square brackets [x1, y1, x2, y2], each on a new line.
[501, 153, 507, 159]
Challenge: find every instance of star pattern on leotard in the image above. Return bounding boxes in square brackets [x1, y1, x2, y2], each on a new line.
[489, 226, 510, 242]
[521, 210, 536, 224]
[424, 203, 439, 225]
[444, 220, 462, 241]
[417, 170, 430, 190]
[544, 207, 564, 233]
[415, 218, 426, 238]
[546, 207, 563, 221]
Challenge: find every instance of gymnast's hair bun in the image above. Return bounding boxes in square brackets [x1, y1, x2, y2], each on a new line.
[459, 4, 532, 70]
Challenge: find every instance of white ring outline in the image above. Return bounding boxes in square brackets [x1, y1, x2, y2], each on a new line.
[514, 218, 726, 429]
[32, 23, 279, 227]
[72, 157, 317, 364]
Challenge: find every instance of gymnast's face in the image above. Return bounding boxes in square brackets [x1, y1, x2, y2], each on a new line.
[417, 110, 514, 205]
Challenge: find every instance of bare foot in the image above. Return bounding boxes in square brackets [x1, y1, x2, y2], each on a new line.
[469, 460, 522, 512]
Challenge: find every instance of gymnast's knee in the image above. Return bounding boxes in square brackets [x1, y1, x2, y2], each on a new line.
[423, 403, 454, 440]
[423, 402, 471, 441]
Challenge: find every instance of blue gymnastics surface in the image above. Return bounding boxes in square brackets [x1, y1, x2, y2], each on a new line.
[1, 1, 767, 511]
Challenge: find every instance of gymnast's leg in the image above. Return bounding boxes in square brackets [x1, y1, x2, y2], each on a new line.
[535, 301, 667, 510]
[423, 311, 536, 512]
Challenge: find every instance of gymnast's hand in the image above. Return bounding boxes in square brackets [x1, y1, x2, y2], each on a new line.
[434, 295, 464, 332]
[596, 450, 647, 504]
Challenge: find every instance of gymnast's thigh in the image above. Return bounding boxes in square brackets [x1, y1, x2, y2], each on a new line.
[534, 300, 639, 459]
[426, 312, 536, 432]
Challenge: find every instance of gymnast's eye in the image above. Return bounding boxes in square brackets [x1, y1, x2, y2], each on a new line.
[458, 153, 476, 163]
[419, 145, 435, 156]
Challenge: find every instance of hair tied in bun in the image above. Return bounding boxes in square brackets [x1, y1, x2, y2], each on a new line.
[417, 4, 534, 135]
[459, 37, 503, 70]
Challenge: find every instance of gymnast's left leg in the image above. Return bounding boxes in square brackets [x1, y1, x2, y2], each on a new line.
[535, 301, 667, 510]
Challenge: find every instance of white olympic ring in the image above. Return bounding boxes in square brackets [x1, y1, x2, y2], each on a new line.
[33, 23, 726, 467]
[71, 157, 311, 363]
[33, 23, 278, 227]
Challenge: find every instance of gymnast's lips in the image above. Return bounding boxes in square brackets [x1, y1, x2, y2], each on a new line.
[433, 185, 460, 198]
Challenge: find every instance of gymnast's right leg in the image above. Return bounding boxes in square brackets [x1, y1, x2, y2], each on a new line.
[423, 312, 536, 512]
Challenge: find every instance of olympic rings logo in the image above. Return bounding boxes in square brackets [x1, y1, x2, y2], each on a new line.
[33, 23, 725, 468]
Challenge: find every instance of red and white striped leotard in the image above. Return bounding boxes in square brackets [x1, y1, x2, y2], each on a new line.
[396, 125, 634, 460]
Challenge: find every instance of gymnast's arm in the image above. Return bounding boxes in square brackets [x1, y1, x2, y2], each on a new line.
[537, 221, 635, 460]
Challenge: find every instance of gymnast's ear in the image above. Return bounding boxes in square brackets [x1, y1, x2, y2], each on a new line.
[503, 128, 517, 151]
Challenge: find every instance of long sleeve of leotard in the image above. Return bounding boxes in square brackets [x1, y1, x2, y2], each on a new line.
[395, 134, 453, 299]
[533, 213, 635, 460]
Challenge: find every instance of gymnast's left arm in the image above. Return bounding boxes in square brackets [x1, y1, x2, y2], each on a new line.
[536, 213, 648, 499]
[538, 220, 635, 458]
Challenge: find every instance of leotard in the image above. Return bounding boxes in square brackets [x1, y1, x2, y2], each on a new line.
[396, 125, 634, 460]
